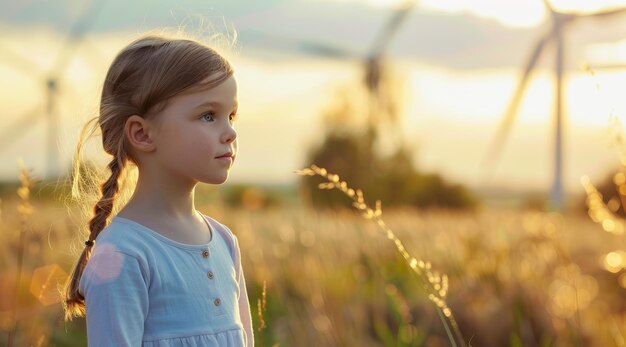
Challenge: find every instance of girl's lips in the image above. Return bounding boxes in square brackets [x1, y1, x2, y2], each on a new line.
[216, 156, 233, 163]
[215, 151, 233, 159]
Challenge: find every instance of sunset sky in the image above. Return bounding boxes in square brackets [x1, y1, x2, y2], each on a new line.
[1, 0, 626, 194]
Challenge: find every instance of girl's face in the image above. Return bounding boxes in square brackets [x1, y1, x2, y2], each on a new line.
[151, 75, 238, 185]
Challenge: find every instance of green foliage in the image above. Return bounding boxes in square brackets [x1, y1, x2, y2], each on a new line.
[510, 333, 523, 347]
[222, 184, 285, 210]
[48, 319, 87, 346]
[301, 130, 476, 210]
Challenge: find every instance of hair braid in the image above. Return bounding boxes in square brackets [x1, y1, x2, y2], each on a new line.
[87, 156, 124, 241]
[63, 155, 125, 320]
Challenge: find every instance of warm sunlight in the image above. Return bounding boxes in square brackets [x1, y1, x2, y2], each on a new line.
[6, 3, 626, 347]
[329, 0, 412, 7]
[419, 0, 546, 27]
[550, 0, 626, 14]
[586, 39, 626, 66]
[328, 0, 626, 28]
[2, 27, 626, 190]
[423, 0, 626, 27]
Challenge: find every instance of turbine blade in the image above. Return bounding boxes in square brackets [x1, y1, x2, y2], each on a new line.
[583, 7, 626, 19]
[542, 0, 556, 14]
[0, 104, 44, 151]
[50, 0, 109, 77]
[480, 31, 553, 177]
[248, 30, 360, 59]
[0, 44, 43, 80]
[369, 0, 417, 58]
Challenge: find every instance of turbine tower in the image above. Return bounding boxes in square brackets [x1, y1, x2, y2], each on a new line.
[481, 0, 626, 211]
[0, 0, 107, 180]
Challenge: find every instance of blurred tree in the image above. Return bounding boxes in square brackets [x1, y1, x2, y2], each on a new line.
[300, 69, 476, 210]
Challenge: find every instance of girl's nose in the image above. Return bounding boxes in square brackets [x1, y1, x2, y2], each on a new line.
[222, 124, 237, 144]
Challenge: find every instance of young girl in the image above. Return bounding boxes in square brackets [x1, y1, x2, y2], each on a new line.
[62, 34, 254, 346]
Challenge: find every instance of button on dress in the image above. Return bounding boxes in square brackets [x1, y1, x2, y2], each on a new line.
[79, 213, 254, 347]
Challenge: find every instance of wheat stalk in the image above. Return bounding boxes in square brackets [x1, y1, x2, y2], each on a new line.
[295, 165, 467, 347]
[257, 280, 267, 332]
[8, 159, 36, 347]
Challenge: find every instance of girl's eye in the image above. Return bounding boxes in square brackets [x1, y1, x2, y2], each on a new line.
[229, 113, 238, 122]
[200, 112, 215, 122]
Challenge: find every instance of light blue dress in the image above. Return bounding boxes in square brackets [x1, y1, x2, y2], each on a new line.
[79, 213, 254, 346]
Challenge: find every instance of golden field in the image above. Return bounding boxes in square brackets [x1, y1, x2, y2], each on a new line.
[0, 171, 624, 347]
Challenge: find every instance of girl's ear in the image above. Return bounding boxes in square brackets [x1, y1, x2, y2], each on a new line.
[125, 115, 157, 153]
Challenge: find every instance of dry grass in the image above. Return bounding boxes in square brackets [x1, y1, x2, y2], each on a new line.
[1, 168, 625, 346]
[296, 165, 464, 346]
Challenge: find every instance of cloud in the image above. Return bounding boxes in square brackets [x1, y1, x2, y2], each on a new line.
[2, 0, 626, 69]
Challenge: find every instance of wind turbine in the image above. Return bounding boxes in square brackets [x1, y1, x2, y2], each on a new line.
[480, 0, 626, 211]
[254, 0, 416, 148]
[0, 0, 107, 180]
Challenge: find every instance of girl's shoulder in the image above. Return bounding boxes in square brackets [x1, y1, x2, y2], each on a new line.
[202, 214, 236, 241]
[200, 214, 240, 263]
[91, 216, 153, 258]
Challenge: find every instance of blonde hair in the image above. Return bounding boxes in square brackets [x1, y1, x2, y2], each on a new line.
[63, 33, 235, 320]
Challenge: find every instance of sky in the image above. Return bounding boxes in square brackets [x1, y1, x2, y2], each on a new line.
[1, 0, 626, 194]
[342, 0, 626, 27]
